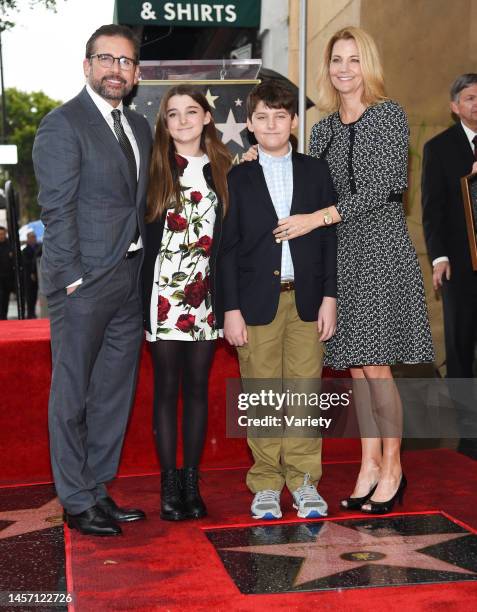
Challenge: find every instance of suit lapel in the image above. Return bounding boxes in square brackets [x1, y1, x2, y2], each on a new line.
[290, 152, 304, 215]
[78, 88, 136, 200]
[248, 159, 278, 220]
[452, 122, 474, 175]
[124, 107, 149, 207]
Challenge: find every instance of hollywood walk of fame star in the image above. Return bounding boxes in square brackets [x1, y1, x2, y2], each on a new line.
[205, 89, 219, 109]
[216, 109, 247, 147]
[0, 498, 62, 540]
[235, 98, 243, 107]
[224, 521, 477, 587]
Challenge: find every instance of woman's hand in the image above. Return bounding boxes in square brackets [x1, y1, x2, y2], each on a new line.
[317, 297, 337, 341]
[273, 213, 321, 241]
[273, 206, 341, 241]
[224, 310, 248, 346]
[241, 145, 258, 163]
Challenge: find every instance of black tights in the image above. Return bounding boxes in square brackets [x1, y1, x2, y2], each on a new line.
[150, 340, 216, 470]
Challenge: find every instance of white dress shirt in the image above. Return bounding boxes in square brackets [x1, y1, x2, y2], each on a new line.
[67, 85, 142, 289]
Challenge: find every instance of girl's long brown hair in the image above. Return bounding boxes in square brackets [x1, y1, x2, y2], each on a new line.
[147, 84, 232, 222]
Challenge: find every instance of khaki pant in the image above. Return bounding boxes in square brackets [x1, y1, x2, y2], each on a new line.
[236, 291, 323, 494]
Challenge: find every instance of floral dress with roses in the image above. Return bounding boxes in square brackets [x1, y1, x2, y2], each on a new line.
[146, 153, 220, 342]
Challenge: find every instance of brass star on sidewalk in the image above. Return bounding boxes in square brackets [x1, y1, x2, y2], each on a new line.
[224, 521, 476, 587]
[0, 498, 62, 540]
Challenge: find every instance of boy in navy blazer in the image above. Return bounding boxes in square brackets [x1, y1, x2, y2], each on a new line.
[219, 82, 337, 519]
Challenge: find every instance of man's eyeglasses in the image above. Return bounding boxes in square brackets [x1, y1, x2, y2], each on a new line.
[89, 53, 138, 71]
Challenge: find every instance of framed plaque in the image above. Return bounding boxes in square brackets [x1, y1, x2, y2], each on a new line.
[460, 172, 477, 271]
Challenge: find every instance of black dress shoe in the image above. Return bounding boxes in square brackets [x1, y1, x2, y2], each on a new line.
[64, 506, 122, 536]
[181, 467, 207, 519]
[161, 469, 187, 521]
[340, 482, 378, 510]
[96, 496, 146, 522]
[361, 474, 407, 515]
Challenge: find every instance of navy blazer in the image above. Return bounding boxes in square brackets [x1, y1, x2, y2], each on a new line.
[218, 151, 337, 326]
[142, 162, 224, 333]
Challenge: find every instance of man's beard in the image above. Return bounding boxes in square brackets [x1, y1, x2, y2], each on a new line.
[90, 74, 133, 101]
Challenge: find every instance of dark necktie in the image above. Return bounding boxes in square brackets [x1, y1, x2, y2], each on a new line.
[111, 109, 137, 185]
[111, 109, 140, 244]
[473, 135, 477, 160]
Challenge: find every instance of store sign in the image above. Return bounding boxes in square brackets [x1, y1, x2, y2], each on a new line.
[115, 1, 261, 28]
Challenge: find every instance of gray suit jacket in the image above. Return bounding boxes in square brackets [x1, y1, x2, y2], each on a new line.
[33, 87, 152, 297]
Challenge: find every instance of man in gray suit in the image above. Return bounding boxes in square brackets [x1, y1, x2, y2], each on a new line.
[33, 24, 152, 536]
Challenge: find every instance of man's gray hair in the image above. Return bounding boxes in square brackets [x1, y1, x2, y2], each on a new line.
[450, 74, 477, 101]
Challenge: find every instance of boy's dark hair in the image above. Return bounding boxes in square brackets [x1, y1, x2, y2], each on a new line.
[247, 81, 297, 119]
[85, 24, 140, 61]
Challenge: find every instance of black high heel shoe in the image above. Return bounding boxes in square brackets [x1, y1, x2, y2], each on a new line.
[340, 482, 378, 511]
[360, 474, 407, 515]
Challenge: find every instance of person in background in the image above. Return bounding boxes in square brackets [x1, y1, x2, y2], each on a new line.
[0, 226, 14, 320]
[22, 231, 41, 319]
[422, 73, 477, 460]
[142, 85, 232, 521]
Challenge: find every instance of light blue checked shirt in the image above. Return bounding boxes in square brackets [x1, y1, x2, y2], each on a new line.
[258, 144, 294, 281]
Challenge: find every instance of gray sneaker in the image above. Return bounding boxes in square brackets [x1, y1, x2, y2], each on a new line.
[292, 473, 328, 518]
[251, 490, 282, 520]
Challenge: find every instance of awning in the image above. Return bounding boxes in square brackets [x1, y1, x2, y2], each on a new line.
[114, 1, 261, 28]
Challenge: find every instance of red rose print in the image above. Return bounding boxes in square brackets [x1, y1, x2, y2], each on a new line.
[175, 153, 189, 176]
[157, 296, 171, 322]
[184, 273, 207, 308]
[194, 235, 213, 257]
[167, 212, 187, 232]
[190, 191, 203, 204]
[204, 274, 211, 292]
[207, 312, 215, 328]
[176, 313, 195, 333]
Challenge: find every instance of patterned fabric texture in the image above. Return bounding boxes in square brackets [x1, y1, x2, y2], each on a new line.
[146, 154, 220, 342]
[309, 100, 434, 369]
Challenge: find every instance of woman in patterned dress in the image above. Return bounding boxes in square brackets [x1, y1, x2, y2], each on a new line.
[143, 85, 231, 521]
[272, 27, 435, 513]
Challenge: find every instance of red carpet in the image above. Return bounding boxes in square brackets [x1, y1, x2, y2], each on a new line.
[0, 319, 360, 485]
[66, 449, 477, 611]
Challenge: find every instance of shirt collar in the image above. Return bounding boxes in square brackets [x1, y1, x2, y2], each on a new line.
[460, 120, 477, 145]
[86, 84, 124, 119]
[258, 143, 292, 165]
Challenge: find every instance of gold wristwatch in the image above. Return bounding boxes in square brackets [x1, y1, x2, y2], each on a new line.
[323, 208, 333, 226]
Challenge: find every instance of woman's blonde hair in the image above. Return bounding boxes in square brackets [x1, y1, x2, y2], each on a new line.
[316, 26, 388, 113]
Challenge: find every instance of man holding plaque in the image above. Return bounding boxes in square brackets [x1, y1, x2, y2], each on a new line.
[422, 73, 477, 459]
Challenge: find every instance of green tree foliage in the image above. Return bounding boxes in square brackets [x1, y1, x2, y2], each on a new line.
[1, 1, 59, 30]
[2, 88, 61, 219]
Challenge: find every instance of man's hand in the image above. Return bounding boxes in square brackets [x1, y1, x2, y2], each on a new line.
[472, 161, 477, 175]
[224, 310, 248, 346]
[241, 145, 258, 163]
[433, 261, 451, 290]
[317, 297, 337, 341]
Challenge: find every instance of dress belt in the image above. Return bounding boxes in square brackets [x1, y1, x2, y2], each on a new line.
[388, 192, 403, 203]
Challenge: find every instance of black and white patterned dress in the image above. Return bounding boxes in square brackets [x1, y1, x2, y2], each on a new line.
[309, 100, 434, 370]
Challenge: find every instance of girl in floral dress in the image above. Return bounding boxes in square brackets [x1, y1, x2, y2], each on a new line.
[142, 85, 232, 521]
